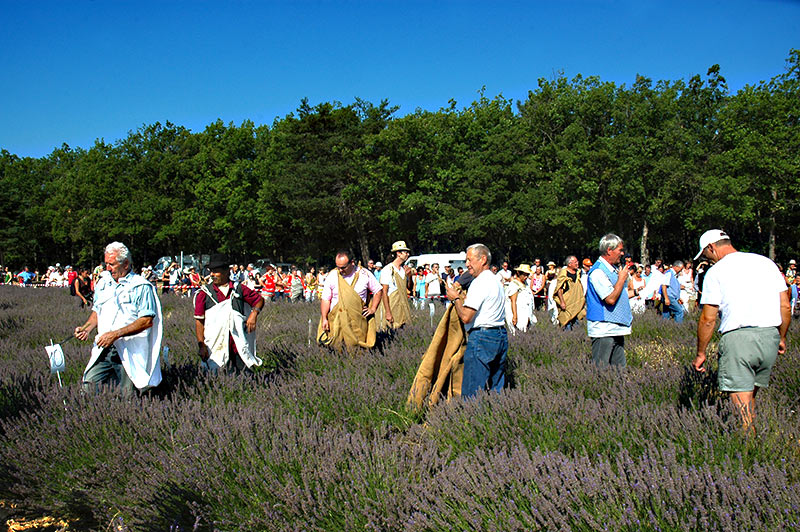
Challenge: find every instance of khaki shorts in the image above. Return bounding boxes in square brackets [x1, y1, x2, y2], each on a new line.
[718, 327, 780, 392]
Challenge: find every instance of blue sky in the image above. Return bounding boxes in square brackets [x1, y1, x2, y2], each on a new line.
[1, 0, 798, 158]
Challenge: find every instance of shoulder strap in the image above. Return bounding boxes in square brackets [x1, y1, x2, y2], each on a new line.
[201, 284, 219, 306]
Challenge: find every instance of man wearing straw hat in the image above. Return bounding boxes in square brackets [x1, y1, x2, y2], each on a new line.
[74, 242, 163, 395]
[379, 240, 412, 329]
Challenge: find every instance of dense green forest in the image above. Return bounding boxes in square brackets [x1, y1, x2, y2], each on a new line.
[1, 50, 798, 269]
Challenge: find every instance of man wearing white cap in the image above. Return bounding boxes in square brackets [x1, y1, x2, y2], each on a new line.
[692, 229, 791, 431]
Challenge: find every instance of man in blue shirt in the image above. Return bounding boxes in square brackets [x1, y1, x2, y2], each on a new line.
[585, 234, 636, 367]
[661, 260, 685, 323]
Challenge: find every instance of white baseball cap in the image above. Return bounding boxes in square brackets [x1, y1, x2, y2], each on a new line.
[694, 229, 729, 260]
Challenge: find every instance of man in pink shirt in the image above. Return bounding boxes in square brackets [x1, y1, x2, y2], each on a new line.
[319, 250, 382, 348]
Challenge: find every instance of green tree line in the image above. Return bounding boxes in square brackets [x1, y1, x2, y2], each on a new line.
[1, 50, 798, 269]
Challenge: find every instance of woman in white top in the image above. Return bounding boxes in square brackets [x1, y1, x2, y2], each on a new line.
[629, 265, 647, 314]
[505, 264, 536, 334]
[678, 261, 695, 311]
[545, 270, 558, 325]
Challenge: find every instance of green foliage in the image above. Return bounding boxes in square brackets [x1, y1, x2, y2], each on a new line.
[1, 50, 799, 268]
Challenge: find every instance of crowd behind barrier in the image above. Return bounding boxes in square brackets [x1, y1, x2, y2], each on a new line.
[4, 255, 800, 317]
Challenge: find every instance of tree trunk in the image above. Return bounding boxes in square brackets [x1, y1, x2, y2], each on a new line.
[640, 219, 649, 265]
[769, 187, 777, 261]
[358, 235, 370, 266]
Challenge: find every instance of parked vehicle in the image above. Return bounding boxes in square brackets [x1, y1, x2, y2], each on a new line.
[406, 252, 467, 272]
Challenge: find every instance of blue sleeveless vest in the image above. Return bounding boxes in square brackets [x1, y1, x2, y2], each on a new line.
[586, 260, 633, 326]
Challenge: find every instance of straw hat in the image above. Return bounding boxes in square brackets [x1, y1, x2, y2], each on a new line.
[513, 264, 533, 275]
[391, 240, 411, 252]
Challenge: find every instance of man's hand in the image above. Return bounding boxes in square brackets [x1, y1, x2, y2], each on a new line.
[778, 338, 787, 355]
[678, 298, 683, 305]
[445, 285, 460, 302]
[74, 325, 90, 342]
[322, 317, 330, 332]
[95, 331, 120, 348]
[385, 311, 394, 323]
[512, 315, 517, 326]
[246, 312, 258, 333]
[198, 343, 210, 362]
[664, 297, 671, 306]
[362, 307, 375, 317]
[692, 351, 706, 373]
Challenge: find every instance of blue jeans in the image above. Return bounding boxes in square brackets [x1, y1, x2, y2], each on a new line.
[663, 300, 684, 323]
[462, 327, 508, 397]
[82, 346, 135, 397]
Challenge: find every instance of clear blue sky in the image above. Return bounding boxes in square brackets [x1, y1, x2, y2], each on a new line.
[1, 0, 797, 158]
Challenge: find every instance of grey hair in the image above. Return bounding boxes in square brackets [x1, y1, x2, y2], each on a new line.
[467, 243, 492, 265]
[105, 242, 131, 264]
[598, 234, 623, 255]
[564, 255, 577, 266]
[672, 259, 685, 268]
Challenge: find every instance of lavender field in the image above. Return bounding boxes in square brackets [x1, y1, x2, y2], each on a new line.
[1, 285, 799, 531]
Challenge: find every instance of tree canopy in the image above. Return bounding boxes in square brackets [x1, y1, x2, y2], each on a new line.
[1, 50, 798, 269]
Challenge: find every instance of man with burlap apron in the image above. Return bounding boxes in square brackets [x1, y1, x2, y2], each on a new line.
[318, 250, 383, 349]
[378, 240, 413, 330]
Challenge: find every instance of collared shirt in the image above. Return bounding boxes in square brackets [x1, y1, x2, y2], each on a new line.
[321, 267, 381, 308]
[587, 257, 631, 337]
[92, 271, 158, 319]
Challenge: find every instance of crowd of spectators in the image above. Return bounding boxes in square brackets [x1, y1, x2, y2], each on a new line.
[4, 253, 799, 320]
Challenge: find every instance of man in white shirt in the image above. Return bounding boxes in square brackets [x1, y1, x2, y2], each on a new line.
[75, 242, 163, 396]
[445, 243, 507, 397]
[692, 230, 791, 431]
[496, 261, 513, 285]
[425, 263, 443, 303]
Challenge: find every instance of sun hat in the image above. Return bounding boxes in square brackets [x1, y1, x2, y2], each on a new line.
[390, 240, 411, 252]
[790, 259, 797, 265]
[582, 258, 592, 267]
[513, 264, 533, 275]
[375, 262, 383, 268]
[547, 261, 556, 267]
[694, 229, 729, 260]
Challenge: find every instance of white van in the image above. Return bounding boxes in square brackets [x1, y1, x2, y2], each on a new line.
[406, 252, 467, 272]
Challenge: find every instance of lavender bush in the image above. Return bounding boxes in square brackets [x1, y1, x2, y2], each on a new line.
[1, 285, 799, 530]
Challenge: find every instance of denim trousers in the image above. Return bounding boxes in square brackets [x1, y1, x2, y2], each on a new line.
[462, 327, 509, 397]
[663, 300, 685, 323]
[82, 345, 135, 397]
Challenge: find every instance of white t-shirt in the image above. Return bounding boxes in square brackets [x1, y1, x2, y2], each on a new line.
[425, 272, 442, 297]
[701, 252, 787, 333]
[463, 269, 506, 330]
[496, 269, 512, 284]
[379, 263, 406, 295]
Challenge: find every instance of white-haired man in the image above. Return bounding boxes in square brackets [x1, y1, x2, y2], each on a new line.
[445, 243, 507, 397]
[74, 242, 163, 395]
[585, 234, 636, 367]
[692, 230, 791, 431]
